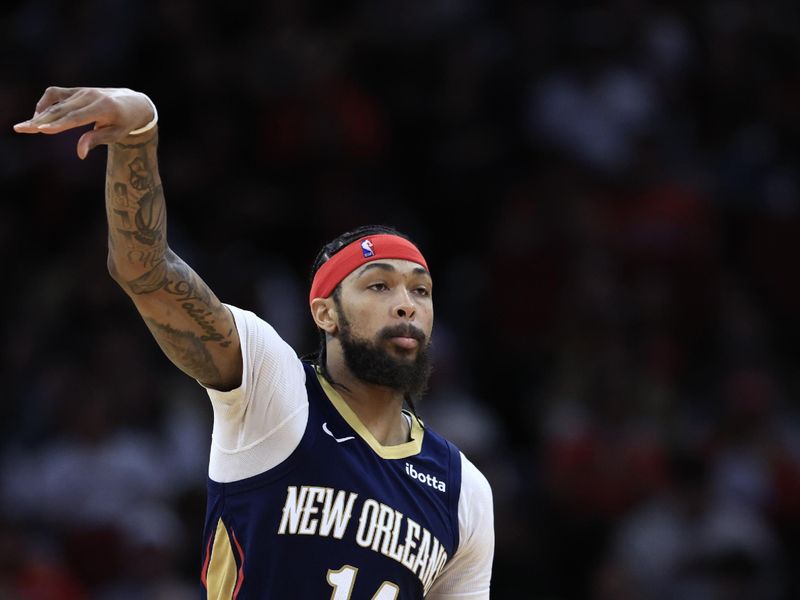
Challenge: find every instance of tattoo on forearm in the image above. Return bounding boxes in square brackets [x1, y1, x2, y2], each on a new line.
[143, 318, 222, 383]
[106, 134, 233, 353]
[127, 241, 166, 270]
[127, 258, 233, 347]
[128, 156, 154, 191]
[107, 136, 165, 261]
[132, 187, 164, 246]
[113, 182, 131, 207]
[113, 209, 132, 228]
[127, 260, 168, 294]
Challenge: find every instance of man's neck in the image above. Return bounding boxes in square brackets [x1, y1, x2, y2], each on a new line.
[324, 347, 409, 447]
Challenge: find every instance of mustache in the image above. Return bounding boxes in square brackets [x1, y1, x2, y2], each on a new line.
[379, 324, 427, 343]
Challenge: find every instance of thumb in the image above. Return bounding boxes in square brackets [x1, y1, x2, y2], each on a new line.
[76, 125, 126, 159]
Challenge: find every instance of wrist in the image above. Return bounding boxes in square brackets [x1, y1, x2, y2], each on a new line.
[128, 95, 158, 135]
[116, 125, 158, 148]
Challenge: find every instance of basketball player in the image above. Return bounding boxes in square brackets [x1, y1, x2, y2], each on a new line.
[15, 87, 494, 598]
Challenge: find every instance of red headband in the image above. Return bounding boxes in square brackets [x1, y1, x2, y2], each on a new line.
[309, 234, 429, 303]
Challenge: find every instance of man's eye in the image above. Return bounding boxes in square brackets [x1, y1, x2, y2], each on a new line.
[414, 287, 430, 297]
[369, 283, 389, 291]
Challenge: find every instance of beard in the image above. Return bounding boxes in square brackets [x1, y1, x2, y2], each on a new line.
[336, 310, 432, 400]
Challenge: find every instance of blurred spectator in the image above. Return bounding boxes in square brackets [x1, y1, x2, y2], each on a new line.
[2, 0, 800, 597]
[600, 449, 785, 600]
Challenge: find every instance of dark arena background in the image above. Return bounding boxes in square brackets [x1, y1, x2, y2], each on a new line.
[2, 1, 800, 598]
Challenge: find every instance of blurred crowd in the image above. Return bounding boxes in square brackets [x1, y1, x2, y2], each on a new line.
[1, 0, 799, 598]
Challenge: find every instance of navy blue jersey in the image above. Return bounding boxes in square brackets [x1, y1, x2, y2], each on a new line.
[201, 362, 462, 599]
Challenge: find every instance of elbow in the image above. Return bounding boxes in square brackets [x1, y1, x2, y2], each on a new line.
[107, 253, 135, 296]
[107, 248, 170, 296]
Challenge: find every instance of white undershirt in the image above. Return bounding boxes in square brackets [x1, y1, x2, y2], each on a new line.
[201, 304, 494, 599]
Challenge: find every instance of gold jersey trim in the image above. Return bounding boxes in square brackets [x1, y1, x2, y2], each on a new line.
[316, 370, 424, 459]
[206, 518, 238, 599]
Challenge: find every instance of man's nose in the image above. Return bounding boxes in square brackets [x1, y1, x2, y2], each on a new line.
[394, 289, 416, 319]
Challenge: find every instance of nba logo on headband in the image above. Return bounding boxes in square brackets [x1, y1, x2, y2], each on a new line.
[361, 239, 375, 258]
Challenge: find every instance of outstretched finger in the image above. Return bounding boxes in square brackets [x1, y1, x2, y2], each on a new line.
[35, 102, 104, 135]
[34, 86, 78, 116]
[31, 91, 96, 125]
[14, 91, 91, 132]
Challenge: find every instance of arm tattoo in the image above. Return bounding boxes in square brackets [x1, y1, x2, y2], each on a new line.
[143, 318, 223, 384]
[106, 133, 234, 385]
[106, 134, 166, 264]
[126, 254, 233, 347]
[127, 260, 168, 294]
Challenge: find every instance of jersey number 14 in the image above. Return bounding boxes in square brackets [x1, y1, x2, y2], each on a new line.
[327, 564, 400, 599]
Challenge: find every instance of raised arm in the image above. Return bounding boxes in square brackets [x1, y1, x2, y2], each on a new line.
[14, 87, 242, 390]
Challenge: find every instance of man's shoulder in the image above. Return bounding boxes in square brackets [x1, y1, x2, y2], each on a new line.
[458, 451, 492, 502]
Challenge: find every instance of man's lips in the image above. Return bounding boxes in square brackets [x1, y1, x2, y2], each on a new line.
[389, 336, 419, 349]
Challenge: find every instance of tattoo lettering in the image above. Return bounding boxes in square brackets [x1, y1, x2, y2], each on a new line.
[126, 255, 232, 347]
[180, 302, 230, 345]
[162, 261, 213, 304]
[127, 241, 167, 270]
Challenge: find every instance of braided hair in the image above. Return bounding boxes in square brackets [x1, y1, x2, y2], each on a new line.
[308, 225, 424, 425]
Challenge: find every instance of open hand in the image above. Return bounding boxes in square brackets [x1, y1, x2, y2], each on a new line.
[13, 87, 156, 159]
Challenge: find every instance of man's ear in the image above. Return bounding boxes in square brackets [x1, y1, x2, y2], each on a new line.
[310, 297, 338, 335]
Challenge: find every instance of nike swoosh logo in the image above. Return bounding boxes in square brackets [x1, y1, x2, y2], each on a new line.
[322, 422, 355, 443]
